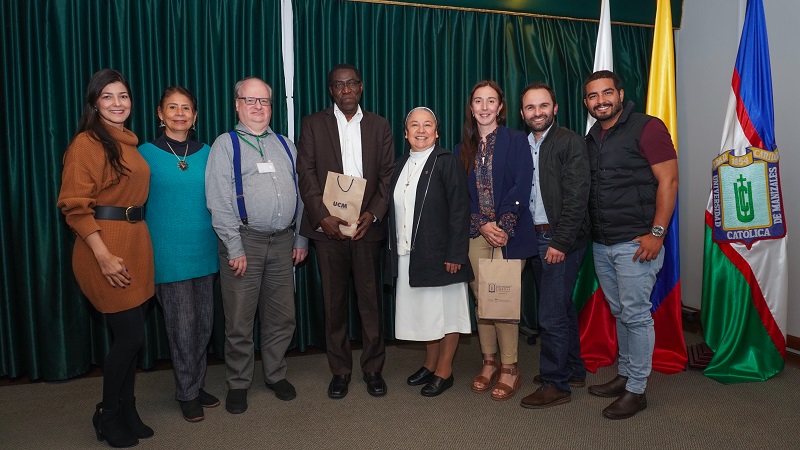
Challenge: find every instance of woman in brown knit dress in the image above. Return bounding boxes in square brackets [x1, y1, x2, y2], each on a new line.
[57, 69, 154, 448]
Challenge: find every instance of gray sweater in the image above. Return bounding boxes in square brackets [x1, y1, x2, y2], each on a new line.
[206, 122, 308, 259]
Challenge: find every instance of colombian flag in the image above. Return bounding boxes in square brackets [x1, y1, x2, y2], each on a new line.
[701, 0, 787, 383]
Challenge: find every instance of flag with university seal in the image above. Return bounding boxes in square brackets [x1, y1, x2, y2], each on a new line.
[701, 0, 787, 383]
[574, 0, 687, 374]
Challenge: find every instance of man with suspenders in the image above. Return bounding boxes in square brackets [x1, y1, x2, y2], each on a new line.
[205, 77, 308, 414]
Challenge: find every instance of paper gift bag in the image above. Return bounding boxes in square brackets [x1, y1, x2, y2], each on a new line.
[477, 252, 523, 322]
[322, 171, 367, 237]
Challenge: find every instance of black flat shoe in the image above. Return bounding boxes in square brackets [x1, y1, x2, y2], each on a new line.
[198, 389, 220, 408]
[421, 375, 454, 397]
[179, 398, 204, 422]
[328, 374, 351, 399]
[363, 372, 387, 397]
[407, 367, 435, 386]
[225, 389, 248, 414]
[266, 379, 297, 401]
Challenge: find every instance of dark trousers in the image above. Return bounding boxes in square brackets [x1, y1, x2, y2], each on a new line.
[315, 238, 385, 375]
[531, 230, 586, 393]
[155, 274, 215, 401]
[103, 304, 146, 410]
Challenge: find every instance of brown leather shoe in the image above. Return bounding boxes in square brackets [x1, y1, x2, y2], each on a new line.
[533, 374, 586, 388]
[588, 375, 628, 398]
[520, 384, 571, 409]
[602, 390, 647, 420]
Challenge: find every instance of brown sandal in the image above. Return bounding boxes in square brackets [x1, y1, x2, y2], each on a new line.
[471, 356, 501, 393]
[491, 365, 522, 401]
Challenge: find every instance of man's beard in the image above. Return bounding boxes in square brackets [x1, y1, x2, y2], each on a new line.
[589, 100, 623, 121]
[526, 115, 554, 133]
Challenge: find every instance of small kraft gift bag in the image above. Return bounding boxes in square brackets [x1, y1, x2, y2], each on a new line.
[477, 247, 523, 322]
[322, 171, 367, 237]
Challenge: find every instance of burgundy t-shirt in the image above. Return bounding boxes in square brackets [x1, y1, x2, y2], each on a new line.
[599, 117, 677, 165]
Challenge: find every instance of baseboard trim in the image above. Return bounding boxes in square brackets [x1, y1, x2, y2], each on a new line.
[787, 335, 800, 352]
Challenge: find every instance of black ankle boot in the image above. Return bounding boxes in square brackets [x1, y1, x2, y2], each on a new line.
[95, 406, 138, 448]
[120, 397, 154, 438]
[92, 403, 102, 439]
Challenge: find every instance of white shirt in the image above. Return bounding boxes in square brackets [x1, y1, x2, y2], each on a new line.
[528, 126, 552, 226]
[394, 146, 434, 255]
[333, 104, 364, 178]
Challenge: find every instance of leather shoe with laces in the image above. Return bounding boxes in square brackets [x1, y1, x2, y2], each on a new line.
[266, 379, 297, 401]
[407, 367, 435, 386]
[363, 372, 387, 397]
[520, 384, 571, 409]
[421, 375, 454, 397]
[533, 374, 585, 388]
[328, 374, 351, 399]
[602, 390, 647, 419]
[588, 375, 628, 398]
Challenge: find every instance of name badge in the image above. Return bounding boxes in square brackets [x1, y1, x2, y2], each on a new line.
[257, 161, 276, 173]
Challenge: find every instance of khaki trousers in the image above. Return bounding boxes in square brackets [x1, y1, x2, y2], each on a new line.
[468, 235, 522, 364]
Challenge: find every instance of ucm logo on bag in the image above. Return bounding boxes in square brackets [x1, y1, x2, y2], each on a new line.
[331, 201, 348, 209]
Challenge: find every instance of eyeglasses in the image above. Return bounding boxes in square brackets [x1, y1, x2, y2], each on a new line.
[237, 97, 272, 106]
[329, 80, 362, 91]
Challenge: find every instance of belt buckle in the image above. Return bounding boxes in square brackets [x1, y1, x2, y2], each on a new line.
[125, 206, 141, 223]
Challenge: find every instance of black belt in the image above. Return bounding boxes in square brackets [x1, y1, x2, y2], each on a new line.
[535, 224, 551, 232]
[239, 225, 294, 237]
[94, 205, 145, 222]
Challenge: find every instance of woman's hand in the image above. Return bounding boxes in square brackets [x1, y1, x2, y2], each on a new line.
[96, 251, 131, 287]
[83, 231, 130, 288]
[479, 222, 508, 248]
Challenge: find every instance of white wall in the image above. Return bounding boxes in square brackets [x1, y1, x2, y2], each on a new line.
[676, 0, 799, 338]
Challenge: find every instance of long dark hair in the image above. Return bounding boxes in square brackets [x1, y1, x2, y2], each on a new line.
[459, 80, 507, 171]
[72, 69, 133, 180]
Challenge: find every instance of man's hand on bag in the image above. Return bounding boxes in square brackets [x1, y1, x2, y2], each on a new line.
[320, 215, 348, 240]
[352, 211, 375, 241]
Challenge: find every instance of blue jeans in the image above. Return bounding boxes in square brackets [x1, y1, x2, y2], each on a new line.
[592, 241, 664, 394]
[532, 231, 586, 393]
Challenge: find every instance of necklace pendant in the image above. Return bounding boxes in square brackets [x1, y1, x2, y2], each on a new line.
[178, 160, 189, 171]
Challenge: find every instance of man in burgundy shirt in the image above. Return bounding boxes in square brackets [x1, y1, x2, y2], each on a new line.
[582, 70, 678, 420]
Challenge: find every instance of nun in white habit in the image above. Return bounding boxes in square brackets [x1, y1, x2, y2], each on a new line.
[387, 106, 473, 397]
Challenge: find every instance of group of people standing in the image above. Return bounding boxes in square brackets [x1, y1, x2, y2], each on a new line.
[57, 63, 677, 447]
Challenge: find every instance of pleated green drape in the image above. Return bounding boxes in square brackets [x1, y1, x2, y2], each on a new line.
[0, 0, 653, 380]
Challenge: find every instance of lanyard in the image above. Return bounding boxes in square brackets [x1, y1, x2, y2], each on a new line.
[236, 132, 266, 160]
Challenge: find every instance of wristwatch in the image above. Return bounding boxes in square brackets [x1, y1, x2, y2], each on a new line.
[651, 225, 666, 238]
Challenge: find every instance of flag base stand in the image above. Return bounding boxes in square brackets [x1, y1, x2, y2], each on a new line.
[687, 342, 714, 369]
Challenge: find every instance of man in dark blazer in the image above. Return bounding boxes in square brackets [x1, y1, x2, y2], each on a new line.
[296, 63, 395, 399]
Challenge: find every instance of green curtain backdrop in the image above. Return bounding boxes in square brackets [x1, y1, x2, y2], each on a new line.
[0, 0, 653, 381]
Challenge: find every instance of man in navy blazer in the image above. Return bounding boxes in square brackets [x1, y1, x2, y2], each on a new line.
[296, 64, 395, 399]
